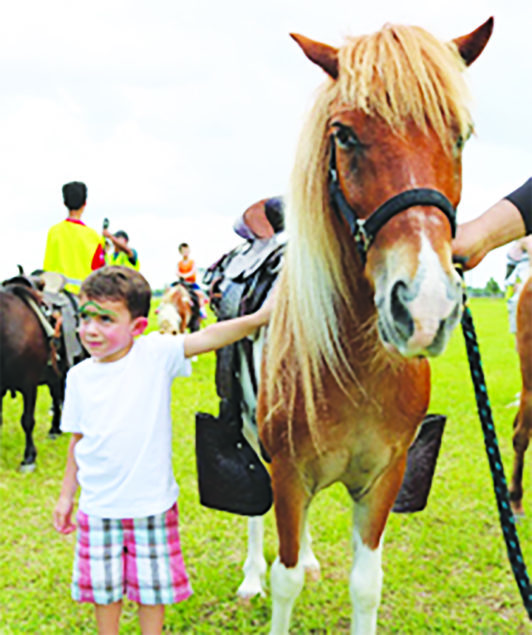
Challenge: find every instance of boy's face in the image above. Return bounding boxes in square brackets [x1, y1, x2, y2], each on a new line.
[78, 296, 148, 363]
[179, 246, 190, 258]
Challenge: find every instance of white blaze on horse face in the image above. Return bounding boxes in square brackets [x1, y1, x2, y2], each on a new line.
[406, 232, 462, 354]
[375, 225, 462, 357]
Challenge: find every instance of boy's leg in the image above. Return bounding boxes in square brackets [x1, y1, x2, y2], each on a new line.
[138, 604, 165, 635]
[94, 601, 122, 635]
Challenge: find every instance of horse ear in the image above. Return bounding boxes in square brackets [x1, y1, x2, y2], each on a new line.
[290, 33, 339, 79]
[452, 17, 494, 66]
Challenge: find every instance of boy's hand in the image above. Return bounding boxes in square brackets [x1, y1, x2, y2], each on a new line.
[53, 496, 76, 534]
[254, 284, 278, 325]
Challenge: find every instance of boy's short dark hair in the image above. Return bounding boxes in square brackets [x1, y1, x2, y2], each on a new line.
[62, 181, 87, 211]
[178, 242, 189, 252]
[114, 230, 129, 241]
[81, 266, 151, 318]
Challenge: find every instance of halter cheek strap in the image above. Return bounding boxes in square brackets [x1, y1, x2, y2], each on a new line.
[328, 138, 457, 263]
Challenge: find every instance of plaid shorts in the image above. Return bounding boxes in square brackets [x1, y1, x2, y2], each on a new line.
[72, 502, 192, 605]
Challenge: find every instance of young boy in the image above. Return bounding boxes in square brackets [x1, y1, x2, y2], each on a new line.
[53, 265, 273, 635]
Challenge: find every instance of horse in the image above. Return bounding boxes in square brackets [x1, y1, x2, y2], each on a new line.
[157, 282, 201, 335]
[509, 273, 532, 517]
[0, 281, 64, 471]
[253, 18, 493, 634]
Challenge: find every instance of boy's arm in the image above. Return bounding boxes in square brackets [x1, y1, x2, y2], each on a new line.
[53, 433, 82, 534]
[183, 291, 274, 358]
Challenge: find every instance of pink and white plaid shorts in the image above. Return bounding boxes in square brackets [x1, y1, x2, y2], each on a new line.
[72, 502, 192, 605]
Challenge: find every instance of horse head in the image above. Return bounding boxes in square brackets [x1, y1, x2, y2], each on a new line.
[290, 19, 493, 358]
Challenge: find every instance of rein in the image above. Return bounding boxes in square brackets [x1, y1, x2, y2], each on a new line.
[328, 137, 457, 263]
[457, 267, 532, 619]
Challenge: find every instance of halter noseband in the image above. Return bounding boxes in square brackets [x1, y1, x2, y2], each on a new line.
[328, 138, 457, 264]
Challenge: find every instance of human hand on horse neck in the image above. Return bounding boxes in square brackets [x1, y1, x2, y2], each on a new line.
[453, 198, 526, 270]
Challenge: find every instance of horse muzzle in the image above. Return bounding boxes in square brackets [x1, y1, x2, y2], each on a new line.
[376, 268, 463, 358]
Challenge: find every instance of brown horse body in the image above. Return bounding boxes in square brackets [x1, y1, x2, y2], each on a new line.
[510, 274, 532, 516]
[256, 19, 493, 634]
[0, 285, 63, 470]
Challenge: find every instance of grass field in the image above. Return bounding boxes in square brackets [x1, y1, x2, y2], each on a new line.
[0, 298, 530, 633]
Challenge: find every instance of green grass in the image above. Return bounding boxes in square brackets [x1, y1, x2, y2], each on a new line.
[0, 299, 530, 633]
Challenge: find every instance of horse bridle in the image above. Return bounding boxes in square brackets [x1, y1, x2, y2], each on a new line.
[328, 137, 457, 264]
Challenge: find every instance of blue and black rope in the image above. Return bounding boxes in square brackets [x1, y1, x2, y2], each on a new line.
[460, 295, 531, 619]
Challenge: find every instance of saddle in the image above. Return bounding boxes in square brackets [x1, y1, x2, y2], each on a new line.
[2, 271, 83, 370]
[195, 238, 284, 516]
[205, 239, 285, 401]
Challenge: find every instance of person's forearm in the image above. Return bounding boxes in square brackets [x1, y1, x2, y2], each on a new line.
[476, 199, 527, 252]
[184, 312, 265, 357]
[453, 198, 527, 270]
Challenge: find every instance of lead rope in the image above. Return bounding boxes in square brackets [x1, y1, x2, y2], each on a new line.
[457, 265, 532, 619]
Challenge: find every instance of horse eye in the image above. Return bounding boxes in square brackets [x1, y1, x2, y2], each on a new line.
[455, 125, 473, 152]
[333, 125, 360, 150]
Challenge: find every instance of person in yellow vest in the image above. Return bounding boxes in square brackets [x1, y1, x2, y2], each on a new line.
[103, 229, 140, 270]
[43, 181, 106, 294]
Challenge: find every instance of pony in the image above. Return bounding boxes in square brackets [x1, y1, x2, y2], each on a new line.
[509, 273, 532, 517]
[157, 284, 193, 335]
[0, 282, 64, 471]
[157, 283, 201, 335]
[254, 18, 493, 634]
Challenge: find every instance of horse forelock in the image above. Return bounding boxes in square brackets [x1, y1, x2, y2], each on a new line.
[337, 24, 473, 148]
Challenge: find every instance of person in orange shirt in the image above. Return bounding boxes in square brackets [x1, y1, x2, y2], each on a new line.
[176, 242, 206, 320]
[176, 243, 197, 284]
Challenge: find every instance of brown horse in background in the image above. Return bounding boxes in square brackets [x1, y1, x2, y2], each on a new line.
[256, 18, 493, 634]
[0, 283, 63, 471]
[509, 274, 532, 517]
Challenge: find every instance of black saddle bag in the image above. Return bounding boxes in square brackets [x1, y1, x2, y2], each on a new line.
[392, 413, 447, 513]
[195, 402, 273, 517]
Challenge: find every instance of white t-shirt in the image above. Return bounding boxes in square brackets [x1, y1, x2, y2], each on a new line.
[61, 332, 191, 518]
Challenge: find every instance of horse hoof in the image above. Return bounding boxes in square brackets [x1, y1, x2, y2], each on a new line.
[511, 504, 525, 520]
[237, 584, 266, 601]
[19, 462, 36, 474]
[48, 432, 61, 440]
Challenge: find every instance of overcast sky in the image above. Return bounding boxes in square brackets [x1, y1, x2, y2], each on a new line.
[0, 0, 530, 290]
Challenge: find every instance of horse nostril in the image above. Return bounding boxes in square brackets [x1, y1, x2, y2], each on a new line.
[390, 280, 414, 339]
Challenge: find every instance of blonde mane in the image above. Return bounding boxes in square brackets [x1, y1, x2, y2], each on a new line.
[264, 24, 473, 450]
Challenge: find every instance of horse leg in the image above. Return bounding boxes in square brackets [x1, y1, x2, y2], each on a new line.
[509, 393, 532, 517]
[300, 520, 320, 581]
[237, 515, 268, 599]
[47, 378, 63, 439]
[269, 460, 308, 635]
[19, 385, 38, 472]
[350, 458, 406, 635]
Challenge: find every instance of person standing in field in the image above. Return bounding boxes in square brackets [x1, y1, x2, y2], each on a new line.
[52, 265, 274, 635]
[504, 235, 532, 339]
[103, 228, 140, 271]
[43, 181, 106, 294]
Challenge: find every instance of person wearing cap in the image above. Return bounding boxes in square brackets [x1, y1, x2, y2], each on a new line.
[43, 181, 106, 294]
[103, 228, 140, 271]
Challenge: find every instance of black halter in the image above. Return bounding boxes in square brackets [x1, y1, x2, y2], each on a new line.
[328, 138, 457, 264]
